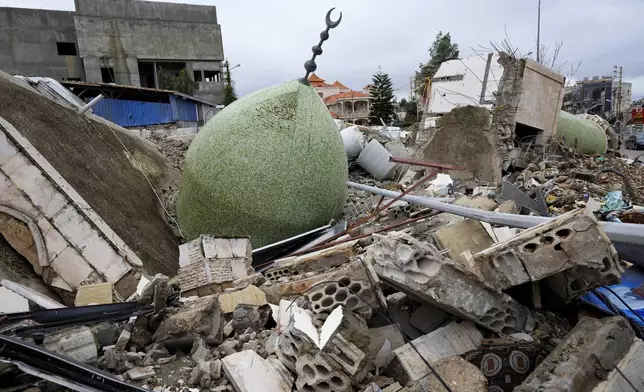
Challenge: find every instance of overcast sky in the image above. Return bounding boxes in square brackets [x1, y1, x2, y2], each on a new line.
[2, 0, 643, 100]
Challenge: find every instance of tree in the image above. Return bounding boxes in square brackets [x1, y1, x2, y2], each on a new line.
[223, 60, 237, 105]
[368, 68, 396, 126]
[415, 32, 460, 97]
[158, 68, 199, 95]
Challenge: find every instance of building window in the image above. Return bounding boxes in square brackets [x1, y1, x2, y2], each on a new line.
[101, 67, 115, 83]
[204, 71, 220, 82]
[56, 42, 77, 56]
[193, 70, 203, 82]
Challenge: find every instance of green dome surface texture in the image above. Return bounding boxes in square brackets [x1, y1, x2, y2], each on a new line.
[177, 79, 348, 248]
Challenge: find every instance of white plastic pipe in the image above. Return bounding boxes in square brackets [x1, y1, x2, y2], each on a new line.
[78, 94, 104, 115]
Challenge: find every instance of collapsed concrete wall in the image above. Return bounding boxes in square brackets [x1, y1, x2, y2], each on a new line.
[0, 71, 180, 278]
[422, 106, 501, 186]
[0, 117, 144, 299]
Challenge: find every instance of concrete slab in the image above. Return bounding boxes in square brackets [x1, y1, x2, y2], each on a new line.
[433, 219, 495, 264]
[394, 321, 483, 382]
[222, 350, 292, 392]
[219, 284, 267, 313]
[74, 282, 113, 306]
[0, 286, 29, 313]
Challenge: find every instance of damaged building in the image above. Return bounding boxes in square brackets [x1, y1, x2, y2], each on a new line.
[0, 0, 225, 104]
[1, 7, 644, 392]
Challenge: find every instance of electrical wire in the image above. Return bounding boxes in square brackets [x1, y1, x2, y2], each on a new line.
[285, 279, 454, 392]
[90, 116, 185, 239]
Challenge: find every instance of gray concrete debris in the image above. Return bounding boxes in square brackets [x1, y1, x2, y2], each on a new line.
[190, 359, 222, 388]
[114, 326, 131, 352]
[593, 338, 644, 392]
[394, 321, 483, 383]
[139, 273, 169, 312]
[42, 325, 98, 364]
[191, 336, 211, 362]
[223, 350, 293, 392]
[408, 304, 450, 334]
[231, 303, 272, 333]
[516, 316, 634, 392]
[90, 322, 120, 348]
[153, 295, 221, 344]
[366, 325, 406, 372]
[125, 366, 156, 381]
[302, 259, 383, 321]
[410, 356, 487, 392]
[295, 353, 352, 392]
[366, 232, 533, 334]
[472, 209, 622, 300]
[218, 339, 239, 357]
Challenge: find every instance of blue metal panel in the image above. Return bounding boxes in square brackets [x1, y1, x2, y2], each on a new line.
[174, 96, 198, 122]
[93, 98, 173, 127]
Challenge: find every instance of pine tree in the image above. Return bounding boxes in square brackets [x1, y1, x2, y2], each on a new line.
[415, 32, 459, 97]
[223, 60, 238, 105]
[368, 68, 396, 126]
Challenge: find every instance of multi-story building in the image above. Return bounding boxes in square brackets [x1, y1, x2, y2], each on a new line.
[563, 76, 632, 120]
[309, 73, 371, 125]
[0, 0, 225, 104]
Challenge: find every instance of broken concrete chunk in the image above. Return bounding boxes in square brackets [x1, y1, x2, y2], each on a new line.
[42, 325, 98, 364]
[90, 322, 120, 348]
[190, 359, 222, 388]
[153, 295, 221, 343]
[74, 282, 113, 306]
[0, 286, 29, 313]
[433, 219, 495, 264]
[408, 304, 449, 334]
[231, 303, 272, 333]
[302, 259, 382, 321]
[191, 337, 211, 362]
[265, 242, 358, 281]
[412, 356, 487, 392]
[222, 350, 293, 392]
[516, 316, 634, 392]
[366, 232, 533, 334]
[593, 338, 644, 392]
[126, 366, 156, 381]
[219, 285, 267, 313]
[453, 195, 499, 211]
[473, 209, 622, 300]
[232, 273, 266, 290]
[139, 273, 168, 312]
[366, 325, 406, 372]
[394, 321, 483, 382]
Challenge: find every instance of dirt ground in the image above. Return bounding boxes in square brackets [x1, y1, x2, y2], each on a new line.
[0, 75, 180, 276]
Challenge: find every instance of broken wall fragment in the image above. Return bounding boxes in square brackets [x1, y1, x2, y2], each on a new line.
[366, 232, 533, 334]
[472, 209, 622, 300]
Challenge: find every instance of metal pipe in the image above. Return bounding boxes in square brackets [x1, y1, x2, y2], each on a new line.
[78, 94, 104, 114]
[347, 181, 644, 246]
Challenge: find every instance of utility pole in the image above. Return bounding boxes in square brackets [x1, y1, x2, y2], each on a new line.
[536, 0, 541, 63]
[613, 65, 623, 120]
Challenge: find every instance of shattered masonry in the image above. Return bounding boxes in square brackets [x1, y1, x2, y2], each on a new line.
[366, 232, 533, 334]
[472, 209, 623, 300]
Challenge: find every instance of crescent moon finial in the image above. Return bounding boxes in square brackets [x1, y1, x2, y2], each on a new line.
[300, 8, 343, 83]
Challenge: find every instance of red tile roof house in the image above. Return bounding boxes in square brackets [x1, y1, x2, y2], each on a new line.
[308, 73, 371, 125]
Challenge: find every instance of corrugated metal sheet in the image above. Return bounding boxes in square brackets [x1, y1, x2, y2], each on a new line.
[14, 76, 86, 110]
[93, 98, 173, 127]
[174, 97, 198, 122]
